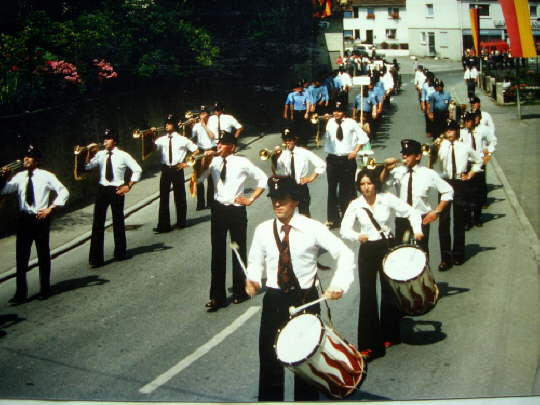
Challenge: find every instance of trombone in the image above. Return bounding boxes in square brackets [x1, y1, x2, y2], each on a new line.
[73, 143, 100, 180]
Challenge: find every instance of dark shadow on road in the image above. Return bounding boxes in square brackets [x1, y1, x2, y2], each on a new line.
[465, 243, 497, 262]
[485, 196, 505, 206]
[326, 389, 391, 401]
[370, 102, 398, 150]
[479, 212, 506, 224]
[437, 281, 470, 299]
[521, 113, 540, 120]
[400, 318, 446, 345]
[0, 313, 25, 338]
[48, 275, 110, 297]
[487, 183, 503, 192]
[127, 242, 173, 258]
[185, 214, 212, 226]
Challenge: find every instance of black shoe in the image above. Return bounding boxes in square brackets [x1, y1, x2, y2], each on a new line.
[175, 222, 187, 229]
[115, 254, 132, 261]
[474, 220, 483, 227]
[464, 223, 473, 231]
[453, 257, 465, 266]
[232, 296, 249, 304]
[438, 261, 453, 272]
[205, 299, 225, 312]
[8, 295, 27, 304]
[37, 291, 51, 301]
[153, 227, 171, 234]
[90, 262, 104, 268]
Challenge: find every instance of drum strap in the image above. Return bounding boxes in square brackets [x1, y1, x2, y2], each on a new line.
[362, 207, 390, 240]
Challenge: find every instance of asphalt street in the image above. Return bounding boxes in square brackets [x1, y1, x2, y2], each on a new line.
[0, 69, 538, 403]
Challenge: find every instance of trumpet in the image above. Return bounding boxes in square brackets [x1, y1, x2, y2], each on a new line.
[74, 143, 100, 180]
[178, 111, 200, 128]
[185, 151, 216, 167]
[1, 159, 23, 174]
[258, 146, 283, 161]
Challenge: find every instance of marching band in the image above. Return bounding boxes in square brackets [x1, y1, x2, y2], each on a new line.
[0, 55, 501, 400]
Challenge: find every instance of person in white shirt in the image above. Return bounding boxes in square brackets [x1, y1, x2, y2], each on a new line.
[1, 146, 69, 303]
[246, 175, 355, 401]
[460, 112, 497, 228]
[324, 101, 369, 228]
[153, 115, 199, 233]
[85, 129, 142, 267]
[340, 168, 423, 361]
[198, 131, 267, 312]
[470, 96, 495, 136]
[381, 139, 453, 256]
[382, 66, 395, 99]
[273, 128, 326, 217]
[190, 105, 218, 210]
[434, 121, 483, 271]
[207, 102, 243, 140]
[337, 67, 352, 107]
[464, 64, 479, 101]
[414, 65, 426, 102]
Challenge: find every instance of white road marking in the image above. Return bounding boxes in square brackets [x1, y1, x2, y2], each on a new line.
[139, 306, 261, 394]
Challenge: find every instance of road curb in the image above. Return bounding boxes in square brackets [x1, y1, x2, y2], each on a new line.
[0, 134, 267, 284]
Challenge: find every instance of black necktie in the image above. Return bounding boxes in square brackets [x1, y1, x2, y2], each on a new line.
[336, 119, 344, 141]
[220, 157, 227, 181]
[290, 151, 296, 182]
[407, 167, 413, 206]
[470, 130, 477, 150]
[105, 151, 114, 182]
[26, 170, 35, 206]
[217, 115, 221, 136]
[450, 142, 457, 180]
[168, 135, 173, 165]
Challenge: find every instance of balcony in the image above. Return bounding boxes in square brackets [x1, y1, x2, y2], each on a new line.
[390, 12, 400, 20]
[366, 14, 375, 20]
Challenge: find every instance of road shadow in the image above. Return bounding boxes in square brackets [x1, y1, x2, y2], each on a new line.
[521, 113, 540, 120]
[127, 242, 173, 258]
[326, 389, 391, 401]
[479, 212, 506, 224]
[400, 318, 446, 345]
[0, 313, 25, 338]
[485, 196, 505, 206]
[185, 214, 211, 226]
[370, 102, 398, 149]
[487, 183, 503, 192]
[466, 243, 497, 261]
[48, 275, 110, 297]
[437, 281, 470, 299]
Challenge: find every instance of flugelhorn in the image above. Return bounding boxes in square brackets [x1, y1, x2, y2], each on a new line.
[74, 143, 100, 180]
[1, 159, 23, 174]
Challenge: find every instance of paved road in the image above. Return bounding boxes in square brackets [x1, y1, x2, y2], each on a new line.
[0, 70, 538, 403]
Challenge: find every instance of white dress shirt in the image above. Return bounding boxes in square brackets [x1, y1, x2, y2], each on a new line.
[460, 127, 497, 154]
[247, 212, 355, 292]
[275, 147, 326, 183]
[415, 70, 426, 89]
[387, 165, 454, 215]
[198, 155, 267, 206]
[382, 72, 394, 92]
[464, 68, 479, 80]
[436, 140, 482, 180]
[340, 193, 423, 242]
[324, 118, 369, 156]
[85, 147, 142, 187]
[1, 168, 69, 214]
[338, 72, 352, 89]
[207, 114, 242, 135]
[155, 131, 198, 166]
[192, 123, 217, 150]
[476, 110, 495, 134]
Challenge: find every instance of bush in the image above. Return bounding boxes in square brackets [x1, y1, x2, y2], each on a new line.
[380, 42, 389, 49]
[400, 43, 409, 49]
[390, 43, 399, 49]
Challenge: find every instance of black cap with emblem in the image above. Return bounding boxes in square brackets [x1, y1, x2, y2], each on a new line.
[400, 139, 422, 155]
[281, 128, 295, 141]
[267, 176, 301, 201]
[24, 144, 43, 160]
[101, 128, 118, 143]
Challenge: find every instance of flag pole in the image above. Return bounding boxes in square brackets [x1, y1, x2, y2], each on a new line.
[515, 60, 521, 120]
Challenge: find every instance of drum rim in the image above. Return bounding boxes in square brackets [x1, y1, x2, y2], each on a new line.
[275, 313, 325, 367]
[382, 243, 428, 283]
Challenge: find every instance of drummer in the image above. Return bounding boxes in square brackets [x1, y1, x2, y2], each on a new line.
[381, 139, 453, 255]
[340, 168, 423, 361]
[246, 175, 355, 401]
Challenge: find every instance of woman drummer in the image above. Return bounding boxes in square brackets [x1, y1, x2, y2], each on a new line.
[340, 168, 423, 361]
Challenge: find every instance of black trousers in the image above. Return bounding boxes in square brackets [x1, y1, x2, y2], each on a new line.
[196, 174, 214, 209]
[438, 180, 467, 262]
[297, 184, 311, 217]
[357, 239, 400, 356]
[466, 79, 476, 100]
[292, 110, 310, 146]
[259, 287, 320, 402]
[432, 110, 448, 138]
[326, 155, 357, 224]
[464, 169, 486, 224]
[158, 166, 186, 231]
[210, 202, 249, 303]
[395, 216, 430, 255]
[89, 185, 126, 265]
[15, 213, 51, 298]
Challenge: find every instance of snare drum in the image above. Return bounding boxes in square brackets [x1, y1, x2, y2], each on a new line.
[382, 244, 439, 316]
[275, 313, 366, 398]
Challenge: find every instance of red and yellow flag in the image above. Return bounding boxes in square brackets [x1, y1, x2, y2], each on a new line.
[498, 0, 537, 57]
[469, 6, 480, 56]
[312, 0, 332, 19]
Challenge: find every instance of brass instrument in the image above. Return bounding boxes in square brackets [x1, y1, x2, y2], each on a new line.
[74, 143, 100, 180]
[310, 113, 330, 148]
[132, 127, 159, 161]
[258, 147, 282, 161]
[187, 151, 216, 197]
[1, 159, 23, 176]
[178, 111, 200, 128]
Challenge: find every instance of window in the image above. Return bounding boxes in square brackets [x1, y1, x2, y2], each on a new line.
[354, 29, 360, 39]
[426, 4, 433, 17]
[388, 7, 400, 19]
[353, 7, 359, 18]
[421, 31, 426, 43]
[367, 7, 375, 19]
[530, 5, 537, 17]
[343, 30, 354, 40]
[439, 31, 448, 47]
[386, 29, 397, 39]
[343, 10, 353, 18]
[469, 4, 490, 17]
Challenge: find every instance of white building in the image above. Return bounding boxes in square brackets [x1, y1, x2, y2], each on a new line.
[406, 0, 540, 59]
[343, 0, 409, 52]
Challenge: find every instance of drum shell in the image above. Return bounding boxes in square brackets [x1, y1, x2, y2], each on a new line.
[382, 245, 440, 316]
[275, 314, 366, 399]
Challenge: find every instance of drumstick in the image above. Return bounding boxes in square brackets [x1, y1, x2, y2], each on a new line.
[289, 296, 328, 316]
[230, 241, 248, 277]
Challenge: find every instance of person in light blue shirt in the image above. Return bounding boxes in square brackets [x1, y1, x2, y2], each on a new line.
[283, 81, 310, 146]
[352, 86, 377, 139]
[306, 78, 329, 114]
[421, 73, 436, 137]
[427, 80, 452, 138]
